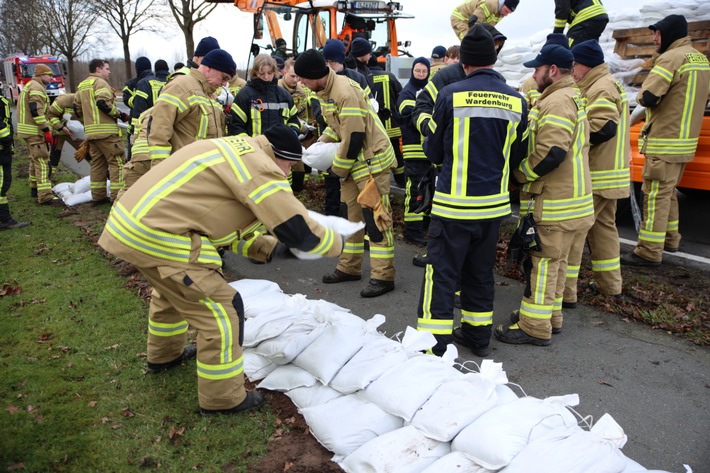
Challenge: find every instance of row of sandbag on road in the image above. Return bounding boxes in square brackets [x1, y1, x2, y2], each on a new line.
[235, 279, 688, 473]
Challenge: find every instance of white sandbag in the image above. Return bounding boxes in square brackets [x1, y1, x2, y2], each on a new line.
[243, 350, 277, 381]
[292, 323, 368, 384]
[64, 190, 92, 206]
[257, 364, 317, 392]
[410, 373, 499, 442]
[329, 333, 409, 394]
[253, 320, 328, 365]
[64, 119, 85, 140]
[286, 293, 354, 324]
[228, 279, 290, 319]
[229, 278, 282, 300]
[300, 394, 404, 457]
[242, 306, 300, 348]
[306, 210, 365, 238]
[52, 182, 73, 197]
[499, 44, 533, 56]
[452, 395, 581, 470]
[421, 452, 496, 473]
[340, 425, 451, 473]
[500, 427, 628, 473]
[72, 176, 91, 194]
[495, 383, 520, 405]
[359, 354, 462, 421]
[286, 382, 342, 409]
[302, 141, 340, 171]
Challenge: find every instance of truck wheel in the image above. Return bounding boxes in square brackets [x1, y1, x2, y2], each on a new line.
[678, 188, 710, 200]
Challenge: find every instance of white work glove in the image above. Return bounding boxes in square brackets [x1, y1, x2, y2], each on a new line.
[289, 210, 365, 260]
[369, 97, 380, 113]
[629, 105, 646, 126]
[216, 86, 234, 107]
[302, 141, 340, 171]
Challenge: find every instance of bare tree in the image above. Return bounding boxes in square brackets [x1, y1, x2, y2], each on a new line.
[0, 0, 47, 57]
[39, 0, 101, 91]
[91, 0, 168, 79]
[166, 0, 218, 61]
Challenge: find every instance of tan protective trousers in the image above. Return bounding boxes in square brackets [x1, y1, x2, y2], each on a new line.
[635, 157, 684, 262]
[139, 265, 246, 410]
[115, 157, 151, 202]
[88, 136, 125, 202]
[24, 136, 53, 203]
[564, 195, 622, 302]
[337, 171, 396, 281]
[519, 217, 593, 339]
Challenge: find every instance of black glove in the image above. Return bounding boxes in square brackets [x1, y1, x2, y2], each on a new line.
[268, 242, 295, 262]
[119, 112, 130, 123]
[377, 107, 392, 121]
[413, 166, 436, 214]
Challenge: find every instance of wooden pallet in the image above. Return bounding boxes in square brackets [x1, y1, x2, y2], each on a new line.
[612, 20, 710, 87]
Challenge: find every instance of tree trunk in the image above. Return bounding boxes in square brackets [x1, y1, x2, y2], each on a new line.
[185, 26, 195, 61]
[66, 56, 77, 93]
[123, 39, 132, 83]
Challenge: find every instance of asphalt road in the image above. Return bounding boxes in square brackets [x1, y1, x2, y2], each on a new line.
[222, 230, 709, 473]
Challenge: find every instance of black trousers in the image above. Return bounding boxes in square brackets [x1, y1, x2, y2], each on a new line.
[567, 16, 609, 46]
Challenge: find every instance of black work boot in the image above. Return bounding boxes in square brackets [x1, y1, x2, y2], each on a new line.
[360, 279, 394, 298]
[322, 269, 361, 284]
[200, 391, 266, 416]
[31, 188, 38, 198]
[0, 219, 30, 230]
[494, 323, 551, 346]
[412, 253, 430, 268]
[147, 345, 197, 374]
[452, 327, 490, 357]
[510, 309, 561, 334]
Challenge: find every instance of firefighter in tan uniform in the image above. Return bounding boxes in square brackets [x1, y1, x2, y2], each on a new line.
[279, 58, 321, 191]
[562, 40, 630, 305]
[622, 15, 710, 266]
[46, 93, 82, 169]
[74, 59, 129, 204]
[147, 49, 234, 165]
[496, 45, 594, 345]
[98, 124, 345, 415]
[451, 0, 518, 40]
[17, 64, 61, 205]
[296, 49, 397, 298]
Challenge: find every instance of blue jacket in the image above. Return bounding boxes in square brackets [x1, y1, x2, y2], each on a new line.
[424, 68, 528, 221]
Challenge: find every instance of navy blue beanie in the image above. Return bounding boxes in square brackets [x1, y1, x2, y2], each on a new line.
[295, 49, 330, 79]
[201, 49, 236, 78]
[135, 56, 151, 74]
[154, 59, 169, 72]
[409, 57, 430, 89]
[545, 33, 570, 49]
[350, 37, 372, 57]
[571, 39, 605, 68]
[322, 39, 346, 64]
[195, 36, 220, 57]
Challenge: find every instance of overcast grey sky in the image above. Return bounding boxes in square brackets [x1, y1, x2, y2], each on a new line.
[125, 0, 650, 69]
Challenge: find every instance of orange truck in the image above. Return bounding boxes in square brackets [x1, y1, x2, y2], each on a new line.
[2, 54, 66, 103]
[613, 20, 710, 196]
[209, 0, 415, 81]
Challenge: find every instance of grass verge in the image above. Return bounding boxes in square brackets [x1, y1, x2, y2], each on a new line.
[0, 146, 275, 472]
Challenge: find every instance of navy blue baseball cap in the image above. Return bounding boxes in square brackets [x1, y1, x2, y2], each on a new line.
[523, 44, 574, 69]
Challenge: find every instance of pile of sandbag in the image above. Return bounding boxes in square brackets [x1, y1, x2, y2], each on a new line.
[52, 176, 110, 206]
[496, 0, 710, 93]
[235, 278, 687, 473]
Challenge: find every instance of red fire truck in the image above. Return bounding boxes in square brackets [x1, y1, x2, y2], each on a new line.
[2, 54, 66, 103]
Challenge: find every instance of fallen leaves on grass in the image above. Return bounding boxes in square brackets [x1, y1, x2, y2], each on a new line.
[0, 283, 22, 297]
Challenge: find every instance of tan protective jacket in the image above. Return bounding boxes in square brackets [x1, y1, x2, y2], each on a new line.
[147, 69, 225, 161]
[74, 74, 121, 140]
[16, 77, 49, 138]
[451, 0, 501, 40]
[98, 135, 343, 271]
[576, 63, 630, 199]
[317, 70, 394, 182]
[638, 36, 710, 163]
[129, 108, 152, 163]
[514, 75, 594, 228]
[47, 93, 76, 135]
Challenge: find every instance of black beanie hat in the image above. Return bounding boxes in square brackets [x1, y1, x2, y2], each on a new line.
[649, 14, 688, 54]
[323, 39, 346, 63]
[201, 49, 236, 78]
[545, 33, 570, 49]
[460, 24, 497, 67]
[135, 56, 151, 74]
[294, 49, 329, 79]
[154, 59, 169, 72]
[194, 36, 220, 57]
[263, 124, 302, 161]
[503, 0, 519, 11]
[571, 39, 605, 68]
[350, 38, 372, 58]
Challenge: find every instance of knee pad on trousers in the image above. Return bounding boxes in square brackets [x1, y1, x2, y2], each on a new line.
[232, 292, 245, 346]
[362, 207, 384, 243]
